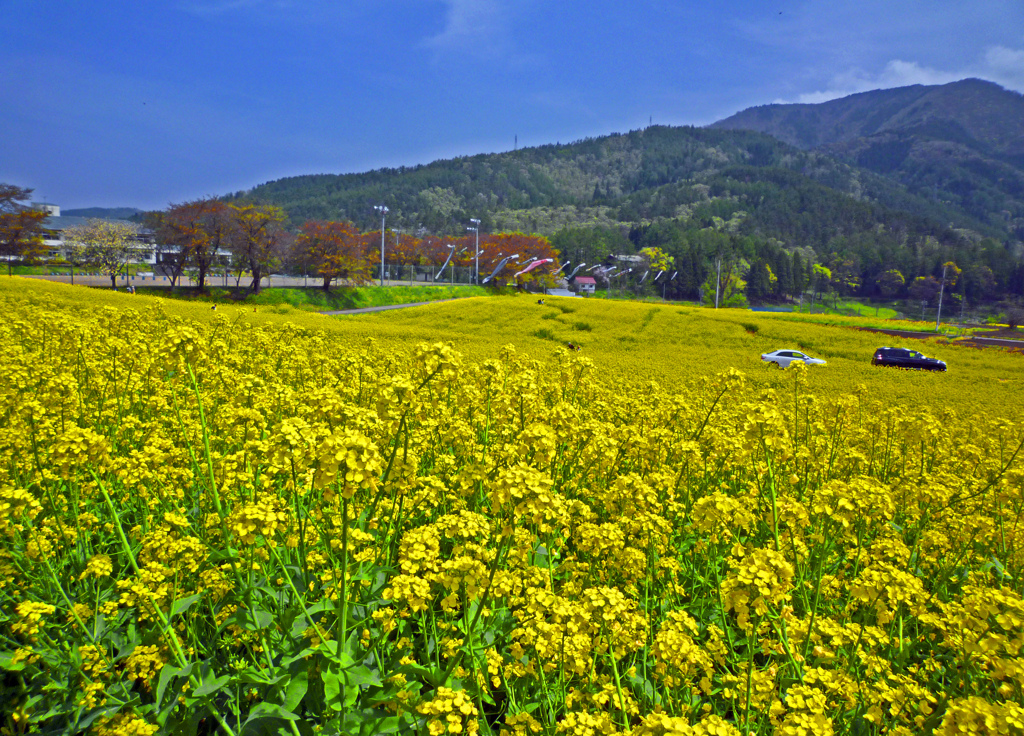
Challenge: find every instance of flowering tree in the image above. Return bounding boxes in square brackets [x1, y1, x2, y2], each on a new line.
[63, 219, 142, 288]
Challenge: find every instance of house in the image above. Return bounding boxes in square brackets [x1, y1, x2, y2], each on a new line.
[573, 276, 597, 295]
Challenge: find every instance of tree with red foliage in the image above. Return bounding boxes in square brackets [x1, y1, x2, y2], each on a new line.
[229, 204, 289, 294]
[479, 232, 561, 288]
[0, 184, 47, 276]
[295, 220, 371, 290]
[154, 198, 232, 289]
[418, 236, 451, 270]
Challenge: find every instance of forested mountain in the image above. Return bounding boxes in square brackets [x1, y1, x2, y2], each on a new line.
[224, 86, 1024, 304]
[234, 124, 998, 237]
[711, 79, 1024, 239]
[63, 207, 145, 220]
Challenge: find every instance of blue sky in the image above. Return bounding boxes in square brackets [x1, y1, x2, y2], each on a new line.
[2, 0, 1022, 210]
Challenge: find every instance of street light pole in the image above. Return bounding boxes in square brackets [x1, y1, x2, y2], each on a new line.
[374, 205, 389, 287]
[935, 262, 949, 331]
[468, 218, 481, 284]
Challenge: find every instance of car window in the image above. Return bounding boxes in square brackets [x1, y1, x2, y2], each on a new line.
[909, 351, 923, 359]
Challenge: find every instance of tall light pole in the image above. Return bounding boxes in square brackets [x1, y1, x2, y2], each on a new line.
[468, 218, 481, 284]
[375, 205, 388, 287]
[936, 262, 948, 331]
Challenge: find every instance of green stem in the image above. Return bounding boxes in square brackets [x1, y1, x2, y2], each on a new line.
[91, 471, 238, 736]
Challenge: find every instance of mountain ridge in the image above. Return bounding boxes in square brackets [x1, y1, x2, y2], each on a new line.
[711, 79, 1024, 238]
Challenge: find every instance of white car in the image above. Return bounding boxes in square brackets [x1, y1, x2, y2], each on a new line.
[761, 349, 826, 368]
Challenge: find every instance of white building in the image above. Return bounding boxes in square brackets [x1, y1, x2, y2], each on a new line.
[37, 205, 161, 265]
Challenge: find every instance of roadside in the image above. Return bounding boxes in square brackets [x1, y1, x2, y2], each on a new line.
[857, 325, 1024, 352]
[14, 275, 489, 312]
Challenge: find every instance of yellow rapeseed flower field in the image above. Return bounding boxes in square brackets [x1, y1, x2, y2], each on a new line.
[1, 277, 1023, 736]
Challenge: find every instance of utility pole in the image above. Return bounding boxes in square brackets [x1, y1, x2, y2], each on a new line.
[374, 205, 388, 287]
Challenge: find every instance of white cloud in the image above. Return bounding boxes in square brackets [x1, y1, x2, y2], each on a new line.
[421, 0, 506, 53]
[785, 45, 1024, 104]
[984, 45, 1024, 90]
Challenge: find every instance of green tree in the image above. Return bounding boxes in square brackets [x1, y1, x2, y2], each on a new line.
[809, 264, 831, 311]
[875, 268, 905, 298]
[702, 259, 748, 308]
[791, 251, 807, 296]
[772, 250, 793, 299]
[746, 259, 773, 303]
[638, 246, 674, 272]
[908, 275, 941, 304]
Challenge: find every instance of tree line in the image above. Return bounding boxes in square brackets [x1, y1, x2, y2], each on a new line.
[1, 187, 559, 293]
[554, 216, 1024, 309]
[148, 199, 559, 293]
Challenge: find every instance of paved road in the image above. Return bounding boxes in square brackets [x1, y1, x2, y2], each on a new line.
[20, 274, 458, 289]
[322, 299, 459, 315]
[858, 327, 950, 340]
[963, 336, 1024, 351]
[859, 326, 1024, 351]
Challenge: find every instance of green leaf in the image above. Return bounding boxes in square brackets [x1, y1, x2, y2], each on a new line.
[323, 662, 377, 712]
[0, 651, 26, 671]
[75, 704, 123, 731]
[345, 709, 409, 735]
[238, 669, 289, 687]
[170, 594, 203, 617]
[230, 606, 275, 631]
[322, 639, 356, 668]
[192, 674, 231, 699]
[155, 662, 194, 708]
[244, 701, 300, 724]
[282, 661, 309, 711]
[322, 670, 346, 712]
[208, 547, 241, 564]
[279, 647, 317, 667]
[395, 662, 445, 687]
[345, 664, 381, 689]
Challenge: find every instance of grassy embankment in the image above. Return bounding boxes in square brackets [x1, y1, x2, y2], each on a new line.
[128, 283, 491, 311]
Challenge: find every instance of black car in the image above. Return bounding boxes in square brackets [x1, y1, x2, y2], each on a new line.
[871, 347, 947, 371]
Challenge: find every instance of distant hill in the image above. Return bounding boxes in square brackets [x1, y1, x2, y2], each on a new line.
[62, 207, 145, 221]
[711, 79, 1024, 238]
[227, 103, 1024, 304]
[234, 125, 994, 239]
